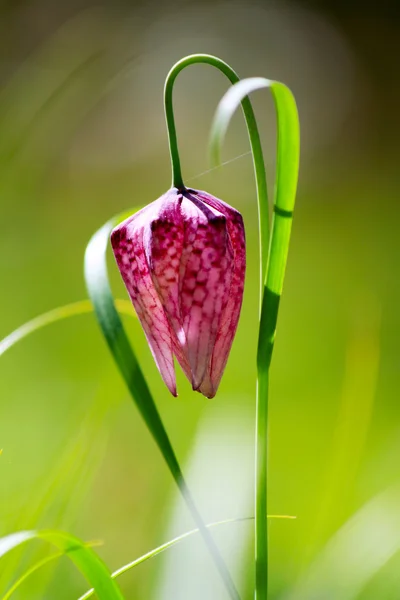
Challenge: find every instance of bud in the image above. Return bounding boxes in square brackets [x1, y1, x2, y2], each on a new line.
[111, 188, 245, 398]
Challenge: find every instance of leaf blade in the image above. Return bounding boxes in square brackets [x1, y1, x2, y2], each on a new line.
[78, 515, 296, 600]
[0, 530, 124, 600]
[0, 299, 134, 358]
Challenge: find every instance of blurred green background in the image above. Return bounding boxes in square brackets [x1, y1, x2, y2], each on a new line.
[0, 0, 399, 598]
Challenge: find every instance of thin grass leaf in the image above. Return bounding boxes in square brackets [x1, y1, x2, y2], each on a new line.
[210, 76, 300, 301]
[210, 77, 300, 600]
[1, 551, 63, 600]
[1, 517, 294, 600]
[0, 530, 124, 600]
[78, 515, 296, 600]
[1, 540, 103, 600]
[0, 299, 134, 357]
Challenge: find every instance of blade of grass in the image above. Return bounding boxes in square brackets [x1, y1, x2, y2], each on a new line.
[0, 299, 134, 357]
[0, 530, 124, 600]
[84, 210, 240, 600]
[2, 517, 295, 600]
[1, 551, 63, 600]
[210, 77, 300, 600]
[1, 541, 102, 600]
[78, 515, 296, 600]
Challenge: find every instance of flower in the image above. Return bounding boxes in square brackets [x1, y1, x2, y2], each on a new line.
[111, 187, 246, 398]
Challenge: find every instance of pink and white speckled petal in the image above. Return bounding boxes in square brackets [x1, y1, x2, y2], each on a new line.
[145, 192, 192, 381]
[196, 190, 246, 398]
[111, 204, 177, 396]
[194, 189, 244, 222]
[110, 187, 246, 399]
[180, 193, 233, 394]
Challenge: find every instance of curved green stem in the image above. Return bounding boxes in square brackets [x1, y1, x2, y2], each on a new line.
[209, 77, 300, 599]
[164, 54, 270, 277]
[164, 56, 271, 600]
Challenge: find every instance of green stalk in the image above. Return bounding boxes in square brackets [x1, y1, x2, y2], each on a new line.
[210, 77, 300, 599]
[164, 54, 270, 276]
[164, 56, 270, 599]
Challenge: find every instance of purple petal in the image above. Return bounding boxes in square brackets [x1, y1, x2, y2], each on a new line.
[111, 187, 246, 399]
[145, 192, 192, 382]
[194, 190, 246, 398]
[111, 203, 178, 396]
[180, 192, 233, 393]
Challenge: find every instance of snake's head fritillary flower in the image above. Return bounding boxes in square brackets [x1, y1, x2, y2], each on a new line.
[111, 188, 246, 398]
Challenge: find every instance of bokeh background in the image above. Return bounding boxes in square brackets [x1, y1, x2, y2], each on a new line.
[0, 0, 399, 598]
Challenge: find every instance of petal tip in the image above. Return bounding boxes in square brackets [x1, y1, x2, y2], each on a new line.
[193, 378, 217, 399]
[165, 379, 178, 397]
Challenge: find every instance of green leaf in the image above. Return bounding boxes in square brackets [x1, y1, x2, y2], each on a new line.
[1, 517, 295, 600]
[78, 515, 296, 600]
[84, 211, 238, 598]
[84, 211, 183, 477]
[210, 76, 300, 600]
[0, 299, 134, 358]
[0, 530, 124, 600]
[1, 551, 62, 600]
[210, 76, 299, 299]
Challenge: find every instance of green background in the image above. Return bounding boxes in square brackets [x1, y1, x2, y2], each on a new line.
[0, 0, 399, 598]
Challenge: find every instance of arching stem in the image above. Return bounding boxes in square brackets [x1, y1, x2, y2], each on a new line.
[164, 54, 270, 278]
[164, 57, 272, 599]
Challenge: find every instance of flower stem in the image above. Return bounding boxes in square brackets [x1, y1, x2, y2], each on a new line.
[164, 55, 270, 600]
[164, 55, 269, 275]
[255, 291, 277, 600]
[255, 367, 269, 598]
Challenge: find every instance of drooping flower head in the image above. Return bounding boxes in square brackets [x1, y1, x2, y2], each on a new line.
[111, 188, 245, 398]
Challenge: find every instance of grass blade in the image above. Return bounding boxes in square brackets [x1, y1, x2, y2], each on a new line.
[1, 551, 63, 600]
[0, 530, 124, 600]
[1, 517, 294, 600]
[210, 77, 300, 600]
[0, 299, 134, 358]
[78, 515, 296, 600]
